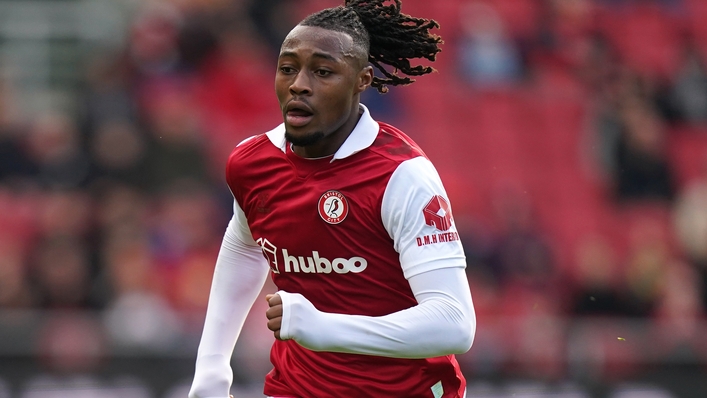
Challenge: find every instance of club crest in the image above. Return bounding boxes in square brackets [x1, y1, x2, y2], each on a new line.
[318, 190, 349, 224]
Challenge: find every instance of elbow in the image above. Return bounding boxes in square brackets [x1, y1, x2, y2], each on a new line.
[451, 322, 475, 354]
[425, 297, 477, 356]
[448, 310, 476, 354]
[460, 319, 476, 353]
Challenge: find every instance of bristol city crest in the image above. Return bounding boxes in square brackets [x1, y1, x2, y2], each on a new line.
[318, 190, 349, 224]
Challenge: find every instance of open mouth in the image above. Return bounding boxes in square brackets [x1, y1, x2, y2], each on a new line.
[286, 108, 314, 127]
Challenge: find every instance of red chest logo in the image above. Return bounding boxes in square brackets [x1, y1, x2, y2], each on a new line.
[318, 190, 349, 224]
[423, 195, 452, 231]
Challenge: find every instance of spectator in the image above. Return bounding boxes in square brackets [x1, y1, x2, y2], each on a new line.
[30, 235, 98, 309]
[148, 181, 224, 322]
[653, 260, 704, 358]
[0, 237, 34, 308]
[89, 120, 149, 189]
[614, 96, 675, 202]
[621, 218, 672, 317]
[22, 113, 91, 190]
[141, 84, 213, 192]
[571, 235, 627, 316]
[82, 53, 138, 131]
[592, 69, 676, 202]
[36, 190, 94, 239]
[101, 233, 182, 350]
[457, 1, 523, 89]
[93, 182, 149, 240]
[667, 39, 707, 125]
[673, 155, 707, 309]
[488, 184, 557, 291]
[0, 81, 33, 186]
[128, 2, 183, 77]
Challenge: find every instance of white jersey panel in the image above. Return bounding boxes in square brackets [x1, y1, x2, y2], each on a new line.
[382, 156, 466, 279]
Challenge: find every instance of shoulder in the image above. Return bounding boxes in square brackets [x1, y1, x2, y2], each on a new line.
[227, 124, 286, 171]
[225, 126, 285, 189]
[228, 134, 274, 165]
[367, 122, 427, 164]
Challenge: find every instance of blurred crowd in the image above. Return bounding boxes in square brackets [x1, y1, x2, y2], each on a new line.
[0, 0, 292, 393]
[1, 0, 707, 396]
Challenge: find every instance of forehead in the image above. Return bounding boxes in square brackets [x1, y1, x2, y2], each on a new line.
[280, 25, 357, 61]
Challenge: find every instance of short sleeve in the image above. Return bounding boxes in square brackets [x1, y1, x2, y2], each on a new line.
[381, 157, 466, 279]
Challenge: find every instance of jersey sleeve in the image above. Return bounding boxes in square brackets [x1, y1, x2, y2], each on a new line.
[381, 156, 466, 279]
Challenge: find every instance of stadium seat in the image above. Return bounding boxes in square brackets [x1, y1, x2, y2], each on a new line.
[685, 0, 707, 62]
[598, 3, 683, 79]
[490, 0, 540, 39]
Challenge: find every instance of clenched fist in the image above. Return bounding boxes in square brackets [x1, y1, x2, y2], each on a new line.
[265, 293, 284, 340]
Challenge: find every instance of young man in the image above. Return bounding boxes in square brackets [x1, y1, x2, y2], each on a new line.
[189, 1, 476, 397]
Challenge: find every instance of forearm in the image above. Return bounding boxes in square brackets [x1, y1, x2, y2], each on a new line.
[279, 266, 475, 359]
[189, 217, 270, 398]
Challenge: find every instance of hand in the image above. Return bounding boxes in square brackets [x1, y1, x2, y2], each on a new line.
[265, 293, 284, 340]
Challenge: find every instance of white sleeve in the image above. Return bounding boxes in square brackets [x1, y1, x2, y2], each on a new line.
[278, 266, 475, 358]
[188, 201, 270, 398]
[382, 156, 467, 278]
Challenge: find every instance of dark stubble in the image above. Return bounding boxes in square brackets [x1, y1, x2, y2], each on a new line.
[284, 130, 325, 147]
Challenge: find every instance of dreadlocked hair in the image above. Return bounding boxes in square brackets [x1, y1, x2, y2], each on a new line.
[300, 0, 443, 93]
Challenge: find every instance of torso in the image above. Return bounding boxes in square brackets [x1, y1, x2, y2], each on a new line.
[227, 123, 465, 398]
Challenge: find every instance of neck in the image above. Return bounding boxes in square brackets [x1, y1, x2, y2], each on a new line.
[292, 103, 363, 159]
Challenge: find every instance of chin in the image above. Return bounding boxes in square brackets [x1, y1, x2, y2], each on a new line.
[285, 130, 324, 147]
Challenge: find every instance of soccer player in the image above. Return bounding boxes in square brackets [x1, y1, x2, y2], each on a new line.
[188, 1, 476, 397]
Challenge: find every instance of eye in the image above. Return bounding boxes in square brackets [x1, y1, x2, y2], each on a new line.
[279, 66, 296, 74]
[314, 69, 332, 77]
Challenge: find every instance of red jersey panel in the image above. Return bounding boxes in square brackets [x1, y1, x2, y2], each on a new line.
[226, 122, 466, 398]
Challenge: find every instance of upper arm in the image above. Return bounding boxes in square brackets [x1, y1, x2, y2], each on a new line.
[226, 199, 258, 247]
[381, 157, 466, 279]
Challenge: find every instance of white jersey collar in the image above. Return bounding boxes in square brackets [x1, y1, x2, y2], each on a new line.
[265, 104, 379, 162]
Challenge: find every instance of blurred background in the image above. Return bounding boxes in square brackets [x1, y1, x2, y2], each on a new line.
[1, 0, 707, 397]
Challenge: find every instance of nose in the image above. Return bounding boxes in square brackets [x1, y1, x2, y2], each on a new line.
[290, 71, 311, 96]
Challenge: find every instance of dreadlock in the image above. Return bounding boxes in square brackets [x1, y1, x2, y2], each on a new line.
[300, 0, 443, 93]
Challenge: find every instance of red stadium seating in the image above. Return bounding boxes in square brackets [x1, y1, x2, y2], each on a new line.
[597, 3, 684, 80]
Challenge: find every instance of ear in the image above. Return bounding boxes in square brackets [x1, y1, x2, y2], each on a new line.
[355, 66, 374, 94]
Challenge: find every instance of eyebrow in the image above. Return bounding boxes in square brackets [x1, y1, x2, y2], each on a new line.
[279, 50, 338, 63]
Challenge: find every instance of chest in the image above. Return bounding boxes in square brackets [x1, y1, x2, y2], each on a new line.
[242, 155, 391, 248]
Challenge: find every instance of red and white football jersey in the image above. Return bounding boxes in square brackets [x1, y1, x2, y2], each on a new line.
[226, 105, 467, 397]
